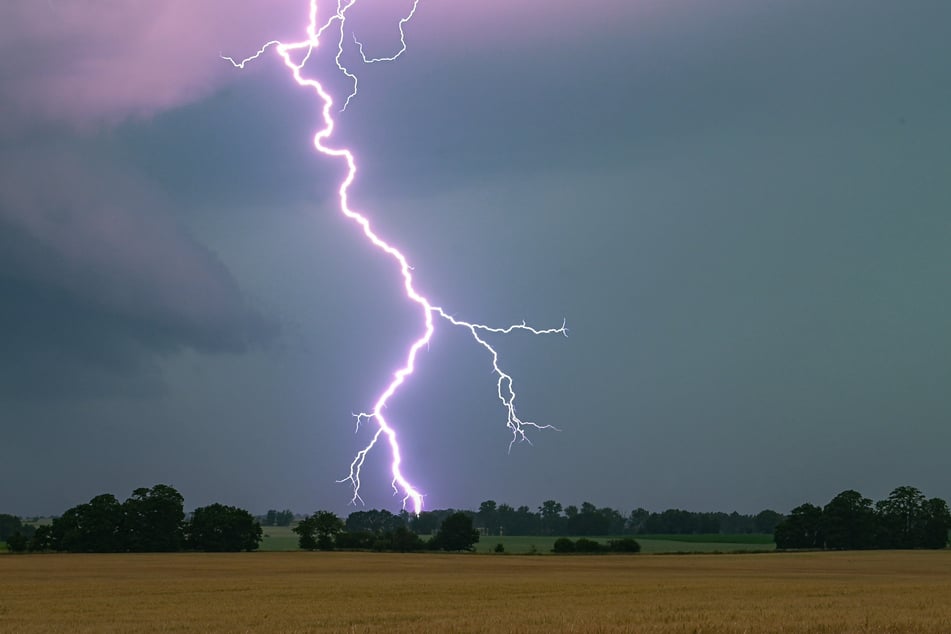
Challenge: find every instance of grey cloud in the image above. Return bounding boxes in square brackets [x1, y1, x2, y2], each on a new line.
[0, 146, 273, 399]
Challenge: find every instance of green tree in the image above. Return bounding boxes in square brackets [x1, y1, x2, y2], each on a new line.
[50, 494, 124, 552]
[627, 508, 650, 534]
[6, 532, 28, 553]
[187, 503, 262, 552]
[753, 510, 784, 534]
[122, 484, 185, 552]
[0, 514, 25, 542]
[774, 503, 824, 549]
[295, 511, 344, 550]
[264, 509, 294, 527]
[477, 500, 500, 536]
[431, 512, 479, 551]
[345, 509, 403, 535]
[875, 486, 926, 548]
[919, 497, 951, 549]
[538, 500, 563, 536]
[823, 490, 875, 550]
[29, 525, 53, 552]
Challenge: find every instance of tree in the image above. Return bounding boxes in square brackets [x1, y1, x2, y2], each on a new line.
[265, 509, 294, 527]
[478, 500, 500, 536]
[875, 486, 926, 549]
[774, 503, 823, 549]
[122, 484, 185, 552]
[187, 503, 262, 552]
[29, 525, 53, 552]
[823, 490, 875, 550]
[50, 494, 124, 552]
[295, 511, 344, 550]
[6, 532, 28, 553]
[919, 497, 951, 549]
[431, 512, 480, 551]
[538, 500, 563, 536]
[345, 509, 403, 535]
[0, 514, 26, 542]
[753, 510, 784, 535]
[627, 508, 650, 534]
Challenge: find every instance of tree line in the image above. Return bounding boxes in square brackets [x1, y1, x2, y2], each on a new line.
[3, 484, 262, 553]
[294, 509, 481, 552]
[466, 500, 784, 536]
[774, 486, 951, 550]
[5, 484, 948, 554]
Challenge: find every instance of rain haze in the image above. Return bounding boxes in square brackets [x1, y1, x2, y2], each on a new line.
[2, 0, 950, 518]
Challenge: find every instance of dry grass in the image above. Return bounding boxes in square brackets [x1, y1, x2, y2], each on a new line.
[2, 550, 950, 632]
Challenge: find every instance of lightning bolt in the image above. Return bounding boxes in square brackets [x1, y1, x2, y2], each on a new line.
[223, 0, 566, 515]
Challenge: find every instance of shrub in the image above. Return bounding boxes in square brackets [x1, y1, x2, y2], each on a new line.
[552, 537, 576, 553]
[607, 537, 641, 553]
[573, 538, 604, 553]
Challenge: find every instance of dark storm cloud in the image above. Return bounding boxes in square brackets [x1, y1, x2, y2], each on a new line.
[0, 146, 274, 399]
[3, 0, 951, 518]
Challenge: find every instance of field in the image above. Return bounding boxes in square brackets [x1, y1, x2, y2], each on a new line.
[258, 529, 776, 554]
[2, 550, 951, 632]
[473, 534, 775, 554]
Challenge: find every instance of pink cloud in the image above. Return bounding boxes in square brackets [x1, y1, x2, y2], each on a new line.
[0, 0, 303, 126]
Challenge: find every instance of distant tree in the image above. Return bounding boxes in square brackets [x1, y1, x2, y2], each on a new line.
[0, 514, 25, 542]
[6, 532, 28, 553]
[627, 508, 650, 535]
[753, 510, 784, 535]
[538, 500, 563, 536]
[29, 525, 53, 552]
[122, 484, 184, 552]
[477, 500, 500, 536]
[187, 503, 262, 552]
[265, 509, 294, 527]
[335, 531, 375, 550]
[345, 509, 403, 535]
[50, 494, 124, 552]
[774, 503, 824, 549]
[431, 512, 479, 551]
[874, 486, 926, 549]
[410, 510, 449, 536]
[566, 502, 611, 536]
[646, 509, 697, 535]
[378, 526, 426, 552]
[295, 511, 344, 550]
[918, 497, 951, 549]
[823, 490, 875, 550]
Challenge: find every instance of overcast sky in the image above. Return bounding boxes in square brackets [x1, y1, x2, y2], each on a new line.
[2, 0, 950, 518]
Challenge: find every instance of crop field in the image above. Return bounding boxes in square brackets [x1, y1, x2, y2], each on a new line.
[2, 550, 950, 633]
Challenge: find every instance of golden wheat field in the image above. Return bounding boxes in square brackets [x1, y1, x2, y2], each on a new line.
[1, 550, 950, 633]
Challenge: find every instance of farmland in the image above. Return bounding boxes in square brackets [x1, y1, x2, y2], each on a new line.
[2, 550, 950, 632]
[258, 527, 776, 554]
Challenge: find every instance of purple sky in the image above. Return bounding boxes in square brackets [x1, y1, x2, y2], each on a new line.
[2, 0, 950, 518]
